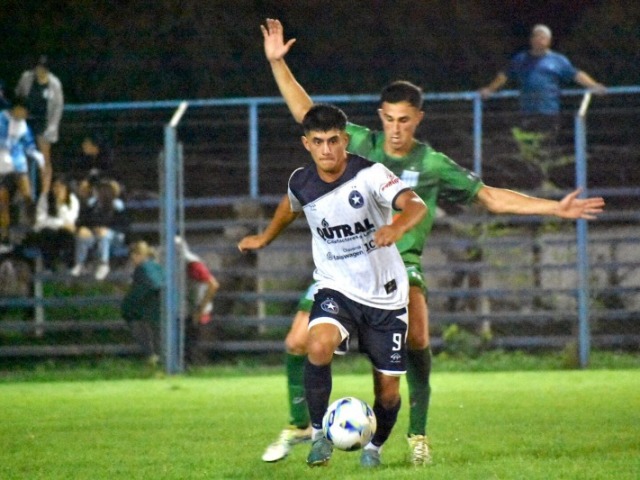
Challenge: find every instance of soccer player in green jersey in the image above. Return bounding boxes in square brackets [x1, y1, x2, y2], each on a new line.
[258, 18, 606, 466]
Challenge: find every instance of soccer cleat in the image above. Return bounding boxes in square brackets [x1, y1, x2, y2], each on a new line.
[70, 264, 83, 277]
[261, 426, 312, 462]
[407, 434, 432, 466]
[94, 263, 110, 281]
[360, 448, 381, 468]
[306, 435, 333, 467]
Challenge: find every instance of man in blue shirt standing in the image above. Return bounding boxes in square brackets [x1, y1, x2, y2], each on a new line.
[480, 24, 605, 138]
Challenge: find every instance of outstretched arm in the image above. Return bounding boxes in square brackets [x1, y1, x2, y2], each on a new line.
[261, 18, 313, 123]
[374, 191, 427, 247]
[574, 70, 606, 94]
[475, 186, 605, 220]
[237, 194, 300, 252]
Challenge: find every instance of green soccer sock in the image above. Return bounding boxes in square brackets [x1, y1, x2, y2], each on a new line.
[286, 353, 310, 428]
[406, 347, 432, 436]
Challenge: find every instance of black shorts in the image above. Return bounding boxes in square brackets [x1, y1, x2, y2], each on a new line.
[309, 288, 408, 375]
[0, 173, 20, 192]
[27, 117, 47, 137]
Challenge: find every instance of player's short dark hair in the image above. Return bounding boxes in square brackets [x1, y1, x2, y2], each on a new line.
[380, 80, 424, 110]
[302, 104, 348, 134]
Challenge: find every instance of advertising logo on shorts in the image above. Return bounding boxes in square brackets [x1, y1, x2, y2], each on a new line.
[390, 353, 402, 364]
[348, 190, 364, 209]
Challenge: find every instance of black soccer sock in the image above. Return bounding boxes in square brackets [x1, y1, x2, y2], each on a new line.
[286, 353, 310, 428]
[407, 347, 432, 436]
[304, 360, 332, 430]
[370, 398, 401, 447]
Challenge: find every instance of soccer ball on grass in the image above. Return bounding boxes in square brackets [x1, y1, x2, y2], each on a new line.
[322, 396, 377, 451]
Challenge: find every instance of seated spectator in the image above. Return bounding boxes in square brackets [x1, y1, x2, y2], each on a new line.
[176, 236, 220, 365]
[22, 174, 79, 270]
[0, 97, 45, 251]
[72, 133, 115, 201]
[70, 178, 129, 280]
[121, 240, 164, 365]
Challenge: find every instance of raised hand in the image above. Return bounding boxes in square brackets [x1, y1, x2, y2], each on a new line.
[261, 18, 296, 62]
[556, 188, 605, 220]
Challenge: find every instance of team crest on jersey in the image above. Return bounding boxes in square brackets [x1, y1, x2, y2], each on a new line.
[400, 170, 419, 188]
[321, 298, 340, 315]
[348, 190, 364, 209]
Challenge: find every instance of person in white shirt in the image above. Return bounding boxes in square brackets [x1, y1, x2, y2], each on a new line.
[23, 174, 79, 270]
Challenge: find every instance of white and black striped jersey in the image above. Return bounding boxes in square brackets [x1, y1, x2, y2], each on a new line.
[288, 154, 410, 310]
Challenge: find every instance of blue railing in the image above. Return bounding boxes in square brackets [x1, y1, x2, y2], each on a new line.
[65, 85, 640, 197]
[3, 86, 639, 364]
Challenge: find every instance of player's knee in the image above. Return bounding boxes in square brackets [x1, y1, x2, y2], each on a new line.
[306, 339, 334, 364]
[376, 387, 401, 410]
[407, 329, 429, 350]
[284, 330, 307, 355]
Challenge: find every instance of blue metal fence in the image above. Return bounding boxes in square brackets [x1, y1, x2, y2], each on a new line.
[1, 86, 639, 365]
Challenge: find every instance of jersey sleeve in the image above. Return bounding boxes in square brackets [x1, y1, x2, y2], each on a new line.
[287, 168, 304, 212]
[369, 163, 409, 208]
[433, 153, 484, 204]
[555, 53, 578, 82]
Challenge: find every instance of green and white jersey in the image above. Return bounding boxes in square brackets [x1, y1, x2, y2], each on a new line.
[347, 122, 484, 265]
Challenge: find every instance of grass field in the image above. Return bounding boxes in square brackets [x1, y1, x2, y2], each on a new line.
[2, 366, 639, 479]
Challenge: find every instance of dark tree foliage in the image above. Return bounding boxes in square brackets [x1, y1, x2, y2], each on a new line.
[0, 0, 635, 103]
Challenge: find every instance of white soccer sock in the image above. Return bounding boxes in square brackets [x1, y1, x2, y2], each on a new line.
[363, 442, 381, 452]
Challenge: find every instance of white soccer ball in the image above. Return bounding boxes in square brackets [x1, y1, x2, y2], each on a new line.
[322, 396, 377, 451]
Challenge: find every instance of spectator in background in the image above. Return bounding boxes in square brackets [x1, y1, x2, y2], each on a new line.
[74, 133, 116, 201]
[479, 24, 606, 144]
[176, 236, 220, 365]
[70, 178, 129, 280]
[121, 240, 164, 365]
[0, 97, 45, 251]
[15, 55, 64, 193]
[23, 174, 79, 271]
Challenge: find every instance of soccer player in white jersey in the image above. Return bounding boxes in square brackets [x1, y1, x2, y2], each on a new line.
[238, 104, 426, 468]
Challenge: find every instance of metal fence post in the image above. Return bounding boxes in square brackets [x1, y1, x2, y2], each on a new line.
[161, 101, 188, 374]
[473, 93, 483, 177]
[575, 92, 592, 368]
[248, 102, 259, 199]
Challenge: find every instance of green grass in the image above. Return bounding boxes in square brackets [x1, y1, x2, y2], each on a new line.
[2, 349, 639, 383]
[1, 368, 639, 479]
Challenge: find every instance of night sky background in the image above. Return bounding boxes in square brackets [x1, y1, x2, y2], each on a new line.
[1, 0, 638, 103]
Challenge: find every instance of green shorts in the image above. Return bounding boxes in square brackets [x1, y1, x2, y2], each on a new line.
[297, 283, 317, 313]
[406, 263, 428, 297]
